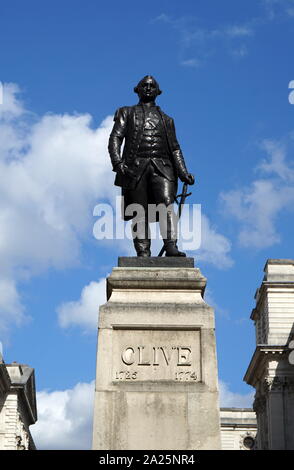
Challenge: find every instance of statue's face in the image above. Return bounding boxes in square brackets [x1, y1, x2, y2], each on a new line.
[137, 77, 159, 102]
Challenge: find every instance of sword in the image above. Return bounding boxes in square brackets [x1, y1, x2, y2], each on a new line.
[158, 182, 192, 257]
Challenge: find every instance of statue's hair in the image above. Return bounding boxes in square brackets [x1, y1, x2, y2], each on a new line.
[134, 75, 162, 95]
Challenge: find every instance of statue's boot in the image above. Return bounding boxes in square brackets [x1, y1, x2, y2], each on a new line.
[134, 238, 151, 257]
[161, 209, 186, 257]
[164, 240, 186, 257]
[132, 217, 151, 257]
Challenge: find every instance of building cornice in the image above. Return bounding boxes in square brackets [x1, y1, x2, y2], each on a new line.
[220, 423, 257, 429]
[244, 345, 288, 386]
[264, 259, 294, 270]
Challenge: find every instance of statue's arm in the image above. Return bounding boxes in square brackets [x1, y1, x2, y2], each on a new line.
[108, 107, 128, 171]
[169, 119, 194, 185]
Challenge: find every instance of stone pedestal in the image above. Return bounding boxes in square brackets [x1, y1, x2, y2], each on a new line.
[92, 258, 221, 450]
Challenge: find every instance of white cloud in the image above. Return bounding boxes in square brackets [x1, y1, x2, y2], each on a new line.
[221, 180, 284, 248]
[0, 83, 25, 120]
[31, 381, 94, 450]
[262, 0, 294, 20]
[231, 45, 248, 58]
[204, 288, 230, 319]
[0, 279, 27, 332]
[287, 6, 294, 16]
[0, 83, 115, 333]
[177, 205, 233, 268]
[196, 214, 233, 268]
[258, 139, 294, 180]
[219, 380, 254, 408]
[152, 14, 255, 65]
[225, 25, 253, 37]
[154, 3, 294, 66]
[181, 58, 202, 68]
[221, 136, 294, 248]
[57, 278, 106, 331]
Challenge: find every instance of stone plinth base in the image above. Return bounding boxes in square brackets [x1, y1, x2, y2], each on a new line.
[92, 259, 221, 450]
[118, 256, 195, 268]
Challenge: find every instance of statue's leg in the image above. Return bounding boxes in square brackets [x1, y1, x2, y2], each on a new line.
[127, 165, 151, 257]
[131, 216, 151, 257]
[152, 172, 186, 257]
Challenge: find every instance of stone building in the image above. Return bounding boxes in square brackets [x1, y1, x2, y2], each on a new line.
[0, 356, 37, 450]
[220, 408, 257, 450]
[244, 259, 294, 450]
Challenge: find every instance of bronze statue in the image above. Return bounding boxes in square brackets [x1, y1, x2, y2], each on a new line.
[108, 75, 195, 257]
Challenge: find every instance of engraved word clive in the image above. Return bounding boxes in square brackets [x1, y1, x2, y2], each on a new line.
[121, 345, 192, 367]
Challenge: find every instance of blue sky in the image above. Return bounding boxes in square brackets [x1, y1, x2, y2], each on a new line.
[1, 0, 294, 449]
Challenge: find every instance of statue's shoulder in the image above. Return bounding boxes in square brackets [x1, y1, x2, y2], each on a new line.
[113, 106, 133, 120]
[157, 107, 173, 123]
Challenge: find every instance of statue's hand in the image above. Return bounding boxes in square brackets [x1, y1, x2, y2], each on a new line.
[114, 162, 127, 175]
[180, 173, 195, 185]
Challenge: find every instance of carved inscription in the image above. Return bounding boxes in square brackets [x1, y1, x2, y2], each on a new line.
[121, 346, 192, 366]
[113, 329, 201, 383]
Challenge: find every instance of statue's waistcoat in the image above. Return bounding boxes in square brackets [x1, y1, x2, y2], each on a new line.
[123, 105, 170, 163]
[136, 107, 169, 158]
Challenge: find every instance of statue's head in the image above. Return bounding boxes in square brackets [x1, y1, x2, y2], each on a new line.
[134, 75, 162, 102]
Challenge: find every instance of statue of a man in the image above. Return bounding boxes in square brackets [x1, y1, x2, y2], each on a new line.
[108, 75, 195, 257]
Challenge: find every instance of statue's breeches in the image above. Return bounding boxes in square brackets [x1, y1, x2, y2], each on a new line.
[122, 161, 178, 246]
[123, 161, 176, 215]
